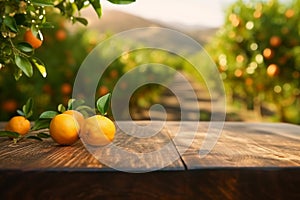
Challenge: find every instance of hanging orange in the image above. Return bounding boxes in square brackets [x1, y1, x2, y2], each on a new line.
[24, 29, 43, 49]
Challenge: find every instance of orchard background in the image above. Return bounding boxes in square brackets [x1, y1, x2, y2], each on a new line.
[0, 0, 300, 124]
[207, 0, 300, 123]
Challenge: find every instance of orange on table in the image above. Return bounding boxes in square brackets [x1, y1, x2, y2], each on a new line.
[5, 116, 30, 135]
[24, 29, 43, 49]
[80, 115, 116, 146]
[49, 114, 79, 145]
[63, 110, 85, 128]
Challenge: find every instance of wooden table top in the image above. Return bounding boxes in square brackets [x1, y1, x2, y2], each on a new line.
[1, 121, 300, 199]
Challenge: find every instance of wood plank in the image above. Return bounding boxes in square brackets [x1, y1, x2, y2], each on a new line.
[168, 122, 300, 169]
[1, 121, 300, 199]
[83, 121, 184, 171]
[1, 169, 300, 199]
[0, 121, 184, 171]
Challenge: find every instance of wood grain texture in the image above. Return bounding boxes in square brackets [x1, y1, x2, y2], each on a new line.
[1, 121, 300, 199]
[1, 169, 300, 199]
[167, 122, 300, 169]
[0, 121, 183, 171]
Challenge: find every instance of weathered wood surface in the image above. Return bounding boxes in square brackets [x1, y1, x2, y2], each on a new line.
[167, 122, 300, 169]
[0, 121, 183, 171]
[0, 121, 300, 199]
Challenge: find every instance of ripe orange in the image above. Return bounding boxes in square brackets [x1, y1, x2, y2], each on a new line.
[263, 48, 274, 59]
[269, 36, 281, 47]
[2, 99, 18, 113]
[80, 115, 116, 146]
[63, 110, 85, 128]
[5, 116, 30, 135]
[110, 70, 119, 79]
[267, 64, 280, 77]
[285, 9, 295, 18]
[49, 114, 79, 145]
[61, 83, 72, 95]
[245, 77, 253, 86]
[24, 29, 43, 49]
[55, 29, 67, 41]
[97, 85, 109, 96]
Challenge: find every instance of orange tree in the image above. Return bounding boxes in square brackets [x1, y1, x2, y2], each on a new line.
[0, 0, 135, 80]
[207, 0, 300, 123]
[0, 11, 185, 120]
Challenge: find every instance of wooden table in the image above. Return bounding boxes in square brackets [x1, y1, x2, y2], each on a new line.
[0, 121, 300, 199]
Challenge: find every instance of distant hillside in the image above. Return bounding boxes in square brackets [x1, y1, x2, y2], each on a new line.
[74, 9, 218, 46]
[80, 9, 162, 33]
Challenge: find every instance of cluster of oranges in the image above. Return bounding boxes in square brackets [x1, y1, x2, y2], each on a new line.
[49, 110, 116, 146]
[5, 110, 116, 146]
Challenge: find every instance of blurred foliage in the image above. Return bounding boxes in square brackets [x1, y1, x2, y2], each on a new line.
[0, 0, 135, 79]
[0, 12, 185, 120]
[207, 0, 300, 124]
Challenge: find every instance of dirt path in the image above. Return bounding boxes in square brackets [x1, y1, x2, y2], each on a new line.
[131, 72, 216, 121]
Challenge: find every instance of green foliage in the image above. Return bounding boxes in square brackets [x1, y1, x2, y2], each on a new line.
[16, 97, 33, 118]
[0, 11, 188, 120]
[97, 93, 111, 115]
[0, 0, 135, 79]
[207, 0, 300, 123]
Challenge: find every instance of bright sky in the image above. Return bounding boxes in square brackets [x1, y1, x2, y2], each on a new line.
[102, 0, 235, 27]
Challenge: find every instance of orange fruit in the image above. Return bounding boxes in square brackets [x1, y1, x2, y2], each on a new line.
[263, 48, 274, 59]
[97, 85, 109, 96]
[80, 115, 116, 146]
[245, 77, 253, 86]
[49, 114, 79, 145]
[110, 70, 119, 79]
[285, 9, 295, 18]
[24, 29, 43, 49]
[55, 29, 67, 41]
[5, 116, 30, 135]
[269, 36, 281, 47]
[61, 83, 72, 95]
[267, 64, 279, 77]
[63, 110, 85, 128]
[2, 99, 18, 112]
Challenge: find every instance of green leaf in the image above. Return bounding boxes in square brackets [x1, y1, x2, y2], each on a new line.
[22, 98, 33, 118]
[32, 58, 47, 78]
[3, 16, 18, 32]
[31, 119, 51, 131]
[37, 132, 51, 138]
[31, 0, 54, 6]
[0, 131, 19, 138]
[68, 99, 85, 110]
[14, 68, 23, 80]
[58, 104, 66, 113]
[15, 55, 33, 77]
[107, 0, 135, 4]
[27, 136, 43, 141]
[96, 93, 111, 115]
[89, 0, 102, 18]
[76, 105, 94, 112]
[67, 99, 76, 110]
[24, 98, 33, 116]
[16, 42, 33, 53]
[74, 17, 88, 26]
[39, 111, 58, 119]
[17, 109, 25, 116]
[40, 22, 55, 29]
